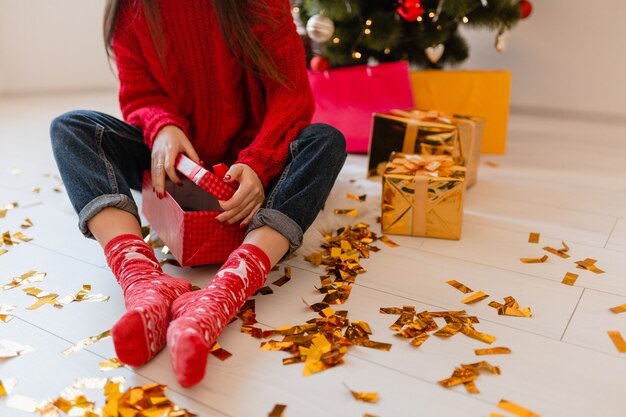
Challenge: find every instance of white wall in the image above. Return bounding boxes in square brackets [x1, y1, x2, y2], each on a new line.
[0, 0, 625, 120]
[0, 0, 116, 95]
[460, 0, 626, 119]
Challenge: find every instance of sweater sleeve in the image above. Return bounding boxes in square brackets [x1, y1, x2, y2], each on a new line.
[235, 0, 314, 188]
[112, 6, 190, 149]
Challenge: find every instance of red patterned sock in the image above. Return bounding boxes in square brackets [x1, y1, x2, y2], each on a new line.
[105, 234, 192, 367]
[167, 243, 271, 387]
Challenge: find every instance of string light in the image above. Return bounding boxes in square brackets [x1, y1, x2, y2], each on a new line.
[292, 6, 300, 13]
[417, 16, 423, 22]
[364, 28, 371, 35]
[428, 11, 435, 18]
[384, 48, 391, 54]
[365, 19, 372, 26]
[332, 37, 341, 44]
[352, 51, 362, 59]
[462, 16, 469, 23]
[437, 25, 443, 30]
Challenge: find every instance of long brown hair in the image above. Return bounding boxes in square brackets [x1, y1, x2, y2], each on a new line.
[103, 0, 288, 85]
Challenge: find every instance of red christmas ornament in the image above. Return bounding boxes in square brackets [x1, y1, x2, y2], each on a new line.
[397, 0, 424, 22]
[520, 0, 532, 19]
[310, 55, 330, 72]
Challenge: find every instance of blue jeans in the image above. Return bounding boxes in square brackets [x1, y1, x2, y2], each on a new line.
[50, 110, 346, 252]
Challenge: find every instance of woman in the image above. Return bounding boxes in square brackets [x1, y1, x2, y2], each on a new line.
[50, 0, 345, 387]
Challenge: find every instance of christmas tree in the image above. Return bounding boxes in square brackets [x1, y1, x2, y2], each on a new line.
[294, 0, 532, 70]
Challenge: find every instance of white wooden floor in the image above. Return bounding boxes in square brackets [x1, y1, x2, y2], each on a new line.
[1, 92, 625, 417]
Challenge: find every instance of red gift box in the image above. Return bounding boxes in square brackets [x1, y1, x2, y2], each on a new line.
[308, 61, 415, 153]
[142, 155, 244, 266]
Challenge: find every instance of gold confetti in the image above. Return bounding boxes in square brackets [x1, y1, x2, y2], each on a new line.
[53, 187, 62, 193]
[475, 347, 511, 355]
[22, 287, 59, 310]
[1, 270, 46, 291]
[161, 245, 170, 254]
[543, 244, 570, 259]
[100, 358, 124, 371]
[462, 291, 489, 304]
[0, 202, 18, 219]
[438, 361, 500, 394]
[380, 235, 399, 248]
[0, 378, 18, 397]
[446, 280, 474, 294]
[10, 168, 22, 176]
[32, 187, 41, 194]
[608, 331, 626, 353]
[0, 339, 34, 358]
[489, 296, 532, 318]
[0, 249, 7, 256]
[575, 258, 605, 274]
[347, 194, 367, 202]
[528, 232, 540, 243]
[12, 231, 33, 242]
[2, 230, 18, 246]
[498, 399, 541, 417]
[561, 272, 578, 286]
[609, 303, 626, 314]
[0, 304, 16, 323]
[461, 324, 497, 344]
[334, 208, 358, 216]
[210, 342, 233, 361]
[20, 218, 34, 229]
[268, 404, 287, 417]
[520, 255, 548, 264]
[485, 161, 499, 167]
[62, 329, 111, 355]
[345, 384, 379, 403]
[272, 267, 292, 287]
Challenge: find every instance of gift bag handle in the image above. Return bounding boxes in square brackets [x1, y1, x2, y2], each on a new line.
[175, 154, 236, 201]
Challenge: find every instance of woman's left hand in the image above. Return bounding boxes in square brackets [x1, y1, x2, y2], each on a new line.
[215, 163, 265, 226]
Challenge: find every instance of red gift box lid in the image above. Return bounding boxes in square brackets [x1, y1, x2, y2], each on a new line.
[175, 154, 236, 201]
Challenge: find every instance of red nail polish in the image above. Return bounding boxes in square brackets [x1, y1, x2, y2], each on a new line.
[224, 174, 231, 181]
[239, 223, 246, 229]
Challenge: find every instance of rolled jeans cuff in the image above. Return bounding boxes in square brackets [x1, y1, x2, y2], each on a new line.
[78, 194, 140, 239]
[246, 208, 303, 253]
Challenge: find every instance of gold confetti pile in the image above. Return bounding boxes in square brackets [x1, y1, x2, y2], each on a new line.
[259, 306, 391, 376]
[380, 306, 496, 347]
[4, 377, 196, 417]
[489, 296, 532, 318]
[438, 361, 501, 394]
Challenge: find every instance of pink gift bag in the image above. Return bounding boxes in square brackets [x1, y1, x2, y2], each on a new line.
[308, 61, 414, 153]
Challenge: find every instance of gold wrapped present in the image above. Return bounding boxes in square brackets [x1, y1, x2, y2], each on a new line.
[368, 109, 483, 187]
[382, 153, 465, 240]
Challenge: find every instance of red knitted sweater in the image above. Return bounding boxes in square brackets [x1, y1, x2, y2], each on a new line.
[112, 0, 314, 188]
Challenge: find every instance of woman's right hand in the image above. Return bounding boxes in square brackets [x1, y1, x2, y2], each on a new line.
[151, 125, 201, 199]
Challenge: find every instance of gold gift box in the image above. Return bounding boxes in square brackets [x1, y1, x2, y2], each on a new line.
[368, 110, 483, 187]
[382, 153, 465, 240]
